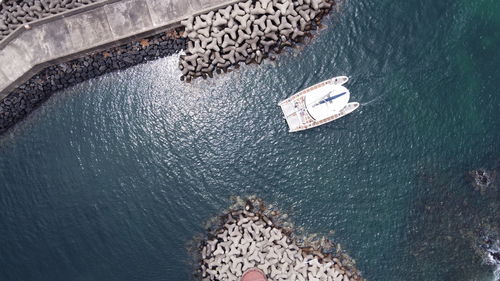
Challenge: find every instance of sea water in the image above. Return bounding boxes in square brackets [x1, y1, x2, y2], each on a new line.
[0, 0, 499, 280]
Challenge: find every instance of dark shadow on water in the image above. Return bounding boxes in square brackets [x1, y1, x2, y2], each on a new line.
[407, 156, 499, 280]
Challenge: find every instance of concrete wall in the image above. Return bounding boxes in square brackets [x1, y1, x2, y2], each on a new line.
[0, 0, 241, 100]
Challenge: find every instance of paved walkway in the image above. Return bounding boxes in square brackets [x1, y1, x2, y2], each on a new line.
[0, 0, 240, 99]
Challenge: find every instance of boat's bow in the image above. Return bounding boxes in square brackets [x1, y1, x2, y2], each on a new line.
[331, 76, 349, 85]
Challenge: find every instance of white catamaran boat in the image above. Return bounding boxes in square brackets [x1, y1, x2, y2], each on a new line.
[278, 76, 359, 132]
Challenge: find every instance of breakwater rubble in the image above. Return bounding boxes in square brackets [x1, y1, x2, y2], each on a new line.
[0, 0, 102, 41]
[179, 0, 334, 81]
[195, 196, 364, 281]
[0, 30, 186, 134]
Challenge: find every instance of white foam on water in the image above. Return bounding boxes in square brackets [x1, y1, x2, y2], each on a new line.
[484, 240, 500, 281]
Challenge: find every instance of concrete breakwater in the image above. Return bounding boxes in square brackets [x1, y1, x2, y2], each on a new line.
[179, 0, 334, 81]
[196, 197, 365, 281]
[0, 0, 336, 133]
[0, 30, 185, 134]
[0, 0, 239, 97]
[1, 0, 246, 134]
[0, 0, 102, 41]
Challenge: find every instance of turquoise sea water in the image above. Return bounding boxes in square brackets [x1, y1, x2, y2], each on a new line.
[1, 0, 499, 280]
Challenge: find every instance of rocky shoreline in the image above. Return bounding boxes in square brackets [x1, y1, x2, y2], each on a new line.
[0, 29, 186, 134]
[195, 197, 365, 281]
[0, 0, 103, 42]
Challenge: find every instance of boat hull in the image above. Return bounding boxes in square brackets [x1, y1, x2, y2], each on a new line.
[287, 102, 359, 132]
[278, 76, 358, 132]
[277, 76, 348, 107]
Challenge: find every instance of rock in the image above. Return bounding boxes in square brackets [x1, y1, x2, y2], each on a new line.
[235, 43, 249, 57]
[268, 11, 281, 26]
[264, 19, 278, 33]
[219, 5, 232, 19]
[311, 0, 322, 10]
[198, 34, 212, 48]
[197, 27, 210, 38]
[251, 25, 265, 38]
[232, 4, 246, 17]
[188, 40, 204, 54]
[236, 29, 251, 44]
[222, 48, 236, 64]
[212, 52, 225, 65]
[247, 37, 260, 50]
[254, 15, 267, 30]
[213, 12, 227, 26]
[221, 34, 236, 48]
[279, 16, 293, 30]
[193, 16, 208, 30]
[251, 2, 267, 15]
[309, 9, 318, 20]
[200, 11, 214, 26]
[224, 24, 238, 40]
[212, 29, 225, 45]
[468, 168, 497, 191]
[276, 1, 290, 14]
[265, 1, 275, 15]
[319, 1, 333, 9]
[206, 39, 220, 52]
[261, 0, 272, 10]
[261, 39, 275, 52]
[292, 29, 305, 40]
[238, 1, 252, 13]
[235, 13, 250, 29]
[218, 60, 231, 69]
[287, 14, 301, 28]
[299, 17, 308, 30]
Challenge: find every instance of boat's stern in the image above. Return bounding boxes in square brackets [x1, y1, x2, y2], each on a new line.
[279, 101, 303, 132]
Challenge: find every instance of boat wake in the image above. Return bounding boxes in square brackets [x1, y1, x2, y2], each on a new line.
[361, 95, 383, 106]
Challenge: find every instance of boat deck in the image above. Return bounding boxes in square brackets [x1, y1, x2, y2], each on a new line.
[278, 76, 359, 132]
[280, 99, 359, 132]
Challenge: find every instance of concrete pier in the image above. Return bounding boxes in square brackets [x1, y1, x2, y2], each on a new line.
[0, 0, 241, 100]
